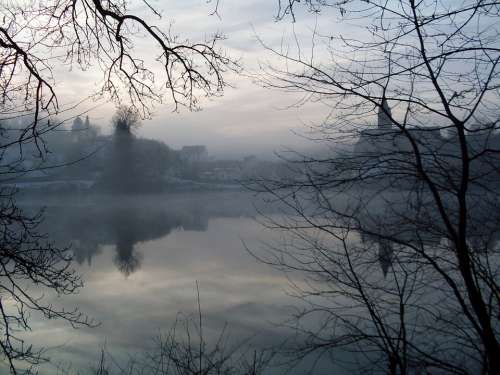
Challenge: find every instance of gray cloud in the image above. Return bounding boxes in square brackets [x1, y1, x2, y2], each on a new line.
[52, 0, 339, 159]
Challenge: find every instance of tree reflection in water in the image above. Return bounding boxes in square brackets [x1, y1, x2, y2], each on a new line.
[34, 193, 257, 277]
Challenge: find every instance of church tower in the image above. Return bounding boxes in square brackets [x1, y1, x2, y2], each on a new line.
[378, 97, 392, 130]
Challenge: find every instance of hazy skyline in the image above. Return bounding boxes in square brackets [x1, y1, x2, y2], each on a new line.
[56, 0, 340, 159]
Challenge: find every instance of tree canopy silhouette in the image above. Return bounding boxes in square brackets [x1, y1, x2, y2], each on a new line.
[0, 1, 236, 372]
[250, 1, 500, 374]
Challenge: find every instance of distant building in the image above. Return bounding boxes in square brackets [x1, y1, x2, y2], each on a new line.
[351, 98, 447, 185]
[378, 97, 392, 130]
[179, 145, 208, 163]
[354, 98, 447, 158]
[354, 98, 397, 156]
[352, 98, 500, 186]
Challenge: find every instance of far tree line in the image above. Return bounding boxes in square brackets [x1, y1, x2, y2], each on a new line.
[0, 106, 283, 193]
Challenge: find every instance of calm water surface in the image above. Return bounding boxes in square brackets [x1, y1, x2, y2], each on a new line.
[17, 192, 308, 374]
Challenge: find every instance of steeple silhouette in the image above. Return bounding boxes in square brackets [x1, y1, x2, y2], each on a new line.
[378, 97, 392, 130]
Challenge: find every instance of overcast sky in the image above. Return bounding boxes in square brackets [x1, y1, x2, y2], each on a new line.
[56, 0, 343, 159]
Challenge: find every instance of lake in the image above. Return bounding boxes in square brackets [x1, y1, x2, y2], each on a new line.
[10, 188, 494, 374]
[14, 191, 332, 374]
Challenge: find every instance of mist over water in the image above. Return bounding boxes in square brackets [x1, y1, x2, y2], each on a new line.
[2, 1, 500, 374]
[2, 111, 499, 375]
[13, 192, 316, 374]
